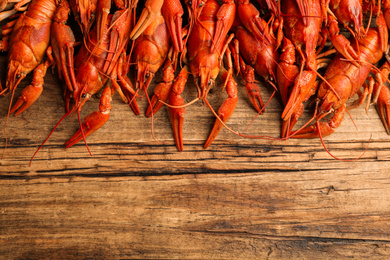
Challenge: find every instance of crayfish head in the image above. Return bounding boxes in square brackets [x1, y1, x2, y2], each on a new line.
[317, 75, 351, 116]
[135, 62, 155, 92]
[196, 66, 216, 102]
[317, 97, 335, 118]
[186, 0, 205, 16]
[186, 0, 206, 28]
[73, 62, 103, 109]
[347, 3, 364, 38]
[69, 0, 97, 33]
[6, 60, 27, 93]
[282, 70, 317, 121]
[317, 90, 346, 119]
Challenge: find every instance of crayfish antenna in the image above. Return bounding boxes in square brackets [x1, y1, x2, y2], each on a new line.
[286, 99, 369, 161]
[77, 109, 92, 156]
[203, 96, 280, 141]
[159, 97, 200, 109]
[312, 68, 344, 106]
[30, 110, 72, 166]
[1, 68, 26, 158]
[144, 88, 162, 145]
[2, 87, 16, 159]
[344, 106, 358, 132]
[241, 90, 276, 135]
[316, 120, 371, 161]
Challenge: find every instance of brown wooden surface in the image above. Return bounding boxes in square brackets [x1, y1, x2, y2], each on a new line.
[1, 55, 390, 259]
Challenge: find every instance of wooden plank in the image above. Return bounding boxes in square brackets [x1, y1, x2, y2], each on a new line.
[1, 53, 390, 259]
[1, 173, 390, 259]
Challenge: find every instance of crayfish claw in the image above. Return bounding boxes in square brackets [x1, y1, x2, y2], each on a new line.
[290, 121, 335, 139]
[65, 110, 110, 148]
[168, 68, 188, 151]
[375, 86, 390, 135]
[146, 82, 173, 117]
[65, 86, 111, 148]
[130, 0, 164, 40]
[161, 0, 184, 52]
[168, 89, 185, 150]
[245, 82, 264, 114]
[210, 0, 235, 53]
[243, 67, 264, 114]
[169, 105, 184, 152]
[9, 59, 51, 115]
[10, 84, 43, 116]
[204, 71, 238, 149]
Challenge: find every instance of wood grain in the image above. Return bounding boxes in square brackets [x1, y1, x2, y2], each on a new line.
[1, 55, 390, 259]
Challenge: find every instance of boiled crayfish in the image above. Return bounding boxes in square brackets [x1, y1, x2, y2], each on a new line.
[289, 11, 388, 143]
[164, 0, 237, 151]
[1, 0, 390, 162]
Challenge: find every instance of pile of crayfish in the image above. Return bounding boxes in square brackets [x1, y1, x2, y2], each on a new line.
[1, 0, 390, 161]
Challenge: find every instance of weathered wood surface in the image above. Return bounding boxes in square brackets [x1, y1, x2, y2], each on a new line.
[1, 55, 390, 259]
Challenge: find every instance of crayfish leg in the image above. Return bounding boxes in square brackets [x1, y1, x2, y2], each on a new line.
[111, 54, 140, 115]
[161, 0, 184, 52]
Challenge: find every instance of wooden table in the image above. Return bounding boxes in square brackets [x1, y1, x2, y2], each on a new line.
[1, 56, 390, 259]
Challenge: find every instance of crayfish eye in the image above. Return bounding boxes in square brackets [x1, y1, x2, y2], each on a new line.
[81, 93, 86, 98]
[208, 80, 212, 86]
[188, 1, 192, 5]
[15, 74, 21, 79]
[199, 2, 203, 7]
[145, 73, 150, 79]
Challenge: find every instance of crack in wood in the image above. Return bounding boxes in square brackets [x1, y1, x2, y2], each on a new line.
[184, 230, 390, 244]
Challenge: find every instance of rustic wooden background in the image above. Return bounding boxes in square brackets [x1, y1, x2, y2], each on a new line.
[1, 54, 390, 259]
